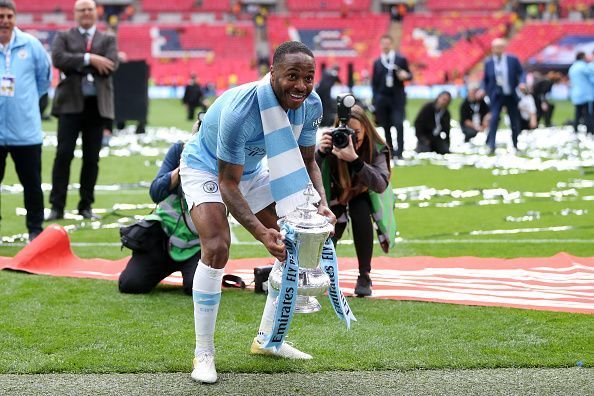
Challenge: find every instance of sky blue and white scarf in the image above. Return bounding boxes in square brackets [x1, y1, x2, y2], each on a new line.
[257, 74, 320, 217]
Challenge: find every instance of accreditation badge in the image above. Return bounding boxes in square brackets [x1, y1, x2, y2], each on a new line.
[385, 73, 394, 88]
[0, 74, 16, 97]
[495, 75, 504, 87]
[472, 113, 481, 128]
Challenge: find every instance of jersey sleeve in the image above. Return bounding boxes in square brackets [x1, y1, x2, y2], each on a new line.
[216, 106, 250, 165]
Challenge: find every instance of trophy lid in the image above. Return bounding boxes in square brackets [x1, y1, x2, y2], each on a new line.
[283, 183, 331, 229]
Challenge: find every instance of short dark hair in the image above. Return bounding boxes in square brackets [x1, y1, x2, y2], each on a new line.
[437, 90, 452, 99]
[272, 41, 314, 67]
[0, 0, 16, 12]
[576, 51, 586, 61]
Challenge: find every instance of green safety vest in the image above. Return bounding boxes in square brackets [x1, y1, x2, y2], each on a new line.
[146, 194, 200, 262]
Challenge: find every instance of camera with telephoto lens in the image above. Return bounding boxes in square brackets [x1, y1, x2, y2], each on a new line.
[326, 93, 356, 152]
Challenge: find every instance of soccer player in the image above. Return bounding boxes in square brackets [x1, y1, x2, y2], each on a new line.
[180, 41, 335, 383]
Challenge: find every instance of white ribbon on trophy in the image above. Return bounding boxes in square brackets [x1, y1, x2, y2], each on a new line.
[265, 184, 356, 350]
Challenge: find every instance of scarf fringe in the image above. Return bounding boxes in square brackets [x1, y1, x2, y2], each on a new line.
[276, 188, 321, 218]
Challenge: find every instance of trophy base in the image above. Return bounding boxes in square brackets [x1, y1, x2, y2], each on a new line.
[294, 296, 322, 314]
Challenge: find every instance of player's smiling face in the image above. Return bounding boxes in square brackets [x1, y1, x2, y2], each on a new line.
[270, 52, 315, 111]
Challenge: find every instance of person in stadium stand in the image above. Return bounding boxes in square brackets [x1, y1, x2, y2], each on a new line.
[47, 0, 118, 221]
[414, 91, 452, 155]
[0, 0, 51, 242]
[315, 104, 391, 297]
[482, 38, 525, 154]
[459, 83, 491, 142]
[372, 34, 412, 159]
[179, 41, 336, 384]
[568, 51, 594, 135]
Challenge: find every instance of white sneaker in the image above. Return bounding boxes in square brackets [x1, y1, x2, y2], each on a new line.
[190, 352, 217, 383]
[250, 337, 312, 359]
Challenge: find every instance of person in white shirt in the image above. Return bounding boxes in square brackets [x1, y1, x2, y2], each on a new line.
[518, 85, 537, 131]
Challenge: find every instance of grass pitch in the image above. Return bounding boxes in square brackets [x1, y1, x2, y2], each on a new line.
[0, 98, 592, 377]
[1, 271, 592, 374]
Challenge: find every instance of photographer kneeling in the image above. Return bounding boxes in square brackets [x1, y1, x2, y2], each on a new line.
[315, 103, 391, 297]
[414, 91, 452, 155]
[119, 140, 201, 295]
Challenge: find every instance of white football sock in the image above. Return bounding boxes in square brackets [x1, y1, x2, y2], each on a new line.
[257, 260, 281, 343]
[193, 260, 224, 356]
[256, 290, 280, 343]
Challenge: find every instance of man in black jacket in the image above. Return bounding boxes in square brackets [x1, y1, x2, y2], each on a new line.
[183, 74, 206, 121]
[315, 65, 340, 126]
[460, 84, 490, 142]
[371, 35, 412, 159]
[415, 91, 452, 155]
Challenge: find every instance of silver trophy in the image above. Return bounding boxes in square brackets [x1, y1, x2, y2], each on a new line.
[268, 184, 334, 313]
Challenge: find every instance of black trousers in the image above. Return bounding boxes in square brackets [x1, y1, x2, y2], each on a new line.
[374, 95, 405, 157]
[416, 136, 450, 155]
[536, 100, 554, 127]
[0, 144, 44, 234]
[573, 102, 594, 134]
[520, 117, 533, 132]
[50, 97, 105, 212]
[331, 193, 374, 276]
[119, 243, 201, 295]
[487, 94, 521, 150]
[187, 103, 205, 121]
[461, 125, 480, 142]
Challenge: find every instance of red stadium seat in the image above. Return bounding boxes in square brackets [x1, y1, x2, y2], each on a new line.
[20, 21, 258, 88]
[286, 0, 371, 13]
[16, 0, 594, 89]
[117, 23, 257, 86]
[400, 13, 513, 84]
[267, 14, 389, 86]
[507, 21, 594, 63]
[426, 0, 506, 12]
[17, 0, 73, 13]
[141, 0, 232, 13]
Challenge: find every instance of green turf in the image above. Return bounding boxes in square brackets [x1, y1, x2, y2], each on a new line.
[0, 271, 592, 374]
[38, 98, 577, 133]
[39, 98, 201, 133]
[4, 162, 594, 257]
[0, 98, 592, 374]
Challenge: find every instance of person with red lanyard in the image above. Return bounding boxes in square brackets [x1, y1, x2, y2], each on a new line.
[47, 0, 118, 221]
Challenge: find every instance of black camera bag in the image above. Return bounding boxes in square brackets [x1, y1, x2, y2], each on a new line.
[254, 265, 273, 294]
[119, 219, 166, 253]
